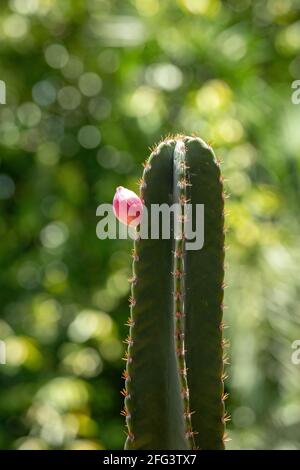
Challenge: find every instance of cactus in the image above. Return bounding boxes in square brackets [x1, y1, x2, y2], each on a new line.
[120, 135, 227, 450]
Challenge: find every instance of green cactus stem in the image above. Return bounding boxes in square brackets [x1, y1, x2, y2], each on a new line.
[122, 135, 226, 450]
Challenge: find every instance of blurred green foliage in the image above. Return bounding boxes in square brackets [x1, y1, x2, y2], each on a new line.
[0, 0, 300, 450]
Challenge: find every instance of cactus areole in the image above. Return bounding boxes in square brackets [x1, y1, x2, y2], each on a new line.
[120, 136, 227, 450]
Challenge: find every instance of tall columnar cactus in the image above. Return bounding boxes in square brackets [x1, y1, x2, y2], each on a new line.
[120, 135, 227, 450]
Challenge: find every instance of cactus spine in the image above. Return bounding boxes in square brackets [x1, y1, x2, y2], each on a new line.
[123, 136, 226, 450]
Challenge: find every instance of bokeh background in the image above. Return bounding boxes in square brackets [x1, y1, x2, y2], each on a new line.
[0, 0, 300, 450]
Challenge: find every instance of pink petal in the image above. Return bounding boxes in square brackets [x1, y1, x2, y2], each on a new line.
[113, 186, 143, 226]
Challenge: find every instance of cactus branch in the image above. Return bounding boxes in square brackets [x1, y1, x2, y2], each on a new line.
[120, 136, 227, 450]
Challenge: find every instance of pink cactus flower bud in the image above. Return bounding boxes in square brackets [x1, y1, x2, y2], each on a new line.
[113, 186, 143, 226]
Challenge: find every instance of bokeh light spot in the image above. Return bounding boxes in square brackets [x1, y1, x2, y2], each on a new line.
[57, 86, 81, 111]
[145, 63, 183, 91]
[17, 102, 42, 127]
[40, 221, 69, 249]
[78, 73, 102, 97]
[3, 14, 28, 39]
[45, 44, 69, 69]
[78, 125, 101, 149]
[32, 81, 56, 107]
[0, 174, 15, 200]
